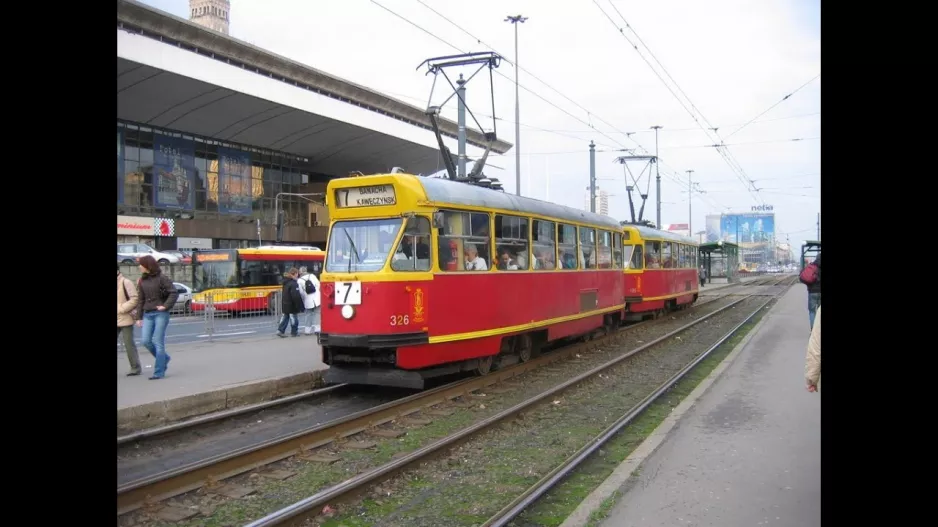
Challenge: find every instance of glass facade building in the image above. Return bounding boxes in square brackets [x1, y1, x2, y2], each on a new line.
[117, 120, 330, 250]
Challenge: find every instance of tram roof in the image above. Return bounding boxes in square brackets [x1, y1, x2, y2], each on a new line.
[419, 176, 623, 230]
[627, 224, 699, 245]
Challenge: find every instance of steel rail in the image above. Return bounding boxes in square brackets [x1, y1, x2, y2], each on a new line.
[117, 384, 348, 445]
[481, 285, 788, 526]
[117, 305, 663, 516]
[117, 278, 776, 517]
[242, 294, 759, 527]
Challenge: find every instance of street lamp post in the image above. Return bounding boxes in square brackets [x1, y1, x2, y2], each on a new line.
[505, 14, 527, 196]
[651, 125, 663, 228]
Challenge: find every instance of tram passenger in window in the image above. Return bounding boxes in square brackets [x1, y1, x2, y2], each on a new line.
[497, 249, 519, 270]
[533, 248, 553, 270]
[561, 251, 577, 269]
[399, 235, 430, 260]
[464, 244, 488, 271]
[514, 249, 528, 269]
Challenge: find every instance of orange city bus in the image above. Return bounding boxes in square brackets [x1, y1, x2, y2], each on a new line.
[190, 246, 325, 314]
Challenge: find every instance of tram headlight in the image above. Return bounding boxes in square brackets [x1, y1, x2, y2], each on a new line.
[341, 304, 355, 320]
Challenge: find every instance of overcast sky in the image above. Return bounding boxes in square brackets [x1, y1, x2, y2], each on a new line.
[138, 0, 821, 252]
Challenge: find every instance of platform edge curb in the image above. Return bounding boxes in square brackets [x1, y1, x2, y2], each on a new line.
[116, 370, 325, 434]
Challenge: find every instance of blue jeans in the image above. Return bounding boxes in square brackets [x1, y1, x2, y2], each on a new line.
[278, 313, 299, 335]
[808, 292, 821, 331]
[141, 311, 171, 378]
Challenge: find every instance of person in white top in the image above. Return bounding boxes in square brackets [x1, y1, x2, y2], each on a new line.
[297, 266, 321, 335]
[497, 249, 519, 270]
[464, 244, 488, 271]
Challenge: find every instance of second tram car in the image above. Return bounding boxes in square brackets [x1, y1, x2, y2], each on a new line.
[621, 225, 700, 320]
[319, 173, 626, 388]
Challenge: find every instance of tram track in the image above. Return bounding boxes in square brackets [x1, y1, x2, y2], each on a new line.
[241, 276, 794, 527]
[480, 277, 792, 527]
[116, 275, 792, 522]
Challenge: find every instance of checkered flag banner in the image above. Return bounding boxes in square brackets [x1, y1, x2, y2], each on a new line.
[154, 218, 175, 236]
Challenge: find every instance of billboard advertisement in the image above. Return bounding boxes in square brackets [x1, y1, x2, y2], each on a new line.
[719, 213, 775, 249]
[705, 215, 722, 243]
[153, 134, 195, 210]
[218, 147, 253, 214]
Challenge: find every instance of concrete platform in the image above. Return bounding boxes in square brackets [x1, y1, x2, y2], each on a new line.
[572, 285, 819, 527]
[117, 333, 327, 433]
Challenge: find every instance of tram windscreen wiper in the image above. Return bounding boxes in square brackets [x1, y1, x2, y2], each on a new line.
[344, 230, 361, 273]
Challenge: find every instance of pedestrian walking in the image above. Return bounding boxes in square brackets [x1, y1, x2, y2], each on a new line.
[135, 255, 179, 380]
[277, 267, 305, 338]
[297, 266, 321, 336]
[799, 253, 821, 330]
[117, 263, 142, 376]
[698, 264, 707, 287]
[805, 305, 821, 392]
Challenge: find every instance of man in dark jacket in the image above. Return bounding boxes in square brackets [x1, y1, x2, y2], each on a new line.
[807, 253, 821, 330]
[277, 267, 305, 338]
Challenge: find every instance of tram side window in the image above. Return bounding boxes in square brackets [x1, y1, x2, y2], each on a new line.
[495, 214, 530, 270]
[613, 233, 623, 269]
[661, 242, 673, 268]
[678, 244, 686, 268]
[597, 230, 613, 269]
[558, 224, 578, 270]
[532, 219, 558, 270]
[391, 216, 432, 272]
[628, 244, 643, 270]
[439, 210, 491, 272]
[579, 227, 596, 269]
[645, 241, 661, 268]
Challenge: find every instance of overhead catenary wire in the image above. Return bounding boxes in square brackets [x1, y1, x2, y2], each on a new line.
[519, 112, 821, 135]
[722, 74, 821, 141]
[592, 0, 770, 203]
[369, 0, 633, 152]
[372, 0, 730, 213]
[664, 137, 820, 149]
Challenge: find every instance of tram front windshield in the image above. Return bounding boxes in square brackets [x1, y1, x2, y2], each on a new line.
[326, 218, 403, 273]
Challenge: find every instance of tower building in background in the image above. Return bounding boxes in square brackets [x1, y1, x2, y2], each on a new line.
[189, 0, 230, 34]
[584, 187, 609, 216]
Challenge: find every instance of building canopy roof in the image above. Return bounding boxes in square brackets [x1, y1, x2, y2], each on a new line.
[117, 0, 512, 177]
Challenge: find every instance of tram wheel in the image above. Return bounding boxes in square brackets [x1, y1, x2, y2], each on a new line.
[515, 334, 533, 363]
[476, 355, 494, 376]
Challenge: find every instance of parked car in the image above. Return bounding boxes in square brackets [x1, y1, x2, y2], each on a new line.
[116, 243, 181, 265]
[162, 250, 192, 264]
[172, 282, 193, 314]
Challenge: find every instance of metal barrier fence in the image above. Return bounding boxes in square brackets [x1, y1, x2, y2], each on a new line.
[116, 291, 304, 354]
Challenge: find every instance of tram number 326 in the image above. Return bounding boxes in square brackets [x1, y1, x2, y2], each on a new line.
[390, 315, 410, 326]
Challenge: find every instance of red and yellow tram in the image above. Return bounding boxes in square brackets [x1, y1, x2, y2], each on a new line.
[319, 173, 627, 388]
[621, 225, 700, 319]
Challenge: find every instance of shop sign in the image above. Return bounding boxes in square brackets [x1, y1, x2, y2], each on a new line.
[117, 216, 175, 236]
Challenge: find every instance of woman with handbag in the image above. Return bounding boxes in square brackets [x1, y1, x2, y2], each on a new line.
[134, 255, 179, 380]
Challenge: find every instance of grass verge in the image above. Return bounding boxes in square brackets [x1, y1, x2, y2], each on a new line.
[314, 297, 774, 527]
[520, 300, 774, 527]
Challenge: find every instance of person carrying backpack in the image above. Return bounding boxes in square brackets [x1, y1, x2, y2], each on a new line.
[799, 253, 821, 330]
[297, 266, 321, 336]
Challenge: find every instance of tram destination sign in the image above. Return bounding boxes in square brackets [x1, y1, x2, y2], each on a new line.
[335, 184, 397, 208]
